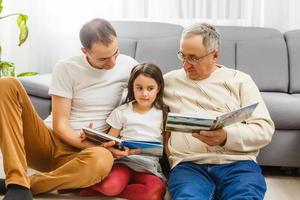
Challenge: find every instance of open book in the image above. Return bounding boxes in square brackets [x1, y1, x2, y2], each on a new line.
[165, 102, 258, 133]
[82, 127, 163, 157]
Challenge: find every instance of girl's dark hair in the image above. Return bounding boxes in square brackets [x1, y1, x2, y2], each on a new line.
[125, 63, 166, 111]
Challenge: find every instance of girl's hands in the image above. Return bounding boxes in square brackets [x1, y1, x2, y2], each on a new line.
[107, 146, 142, 159]
[80, 122, 141, 158]
[107, 146, 129, 159]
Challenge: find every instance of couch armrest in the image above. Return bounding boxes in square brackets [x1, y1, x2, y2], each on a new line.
[19, 73, 52, 119]
[18, 73, 52, 99]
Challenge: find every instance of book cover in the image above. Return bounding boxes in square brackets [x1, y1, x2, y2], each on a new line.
[82, 127, 163, 156]
[165, 102, 258, 133]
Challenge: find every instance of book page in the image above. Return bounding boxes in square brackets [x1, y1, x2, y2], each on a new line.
[165, 102, 259, 133]
[166, 113, 215, 133]
[82, 127, 163, 156]
[82, 127, 122, 144]
[214, 102, 259, 129]
[121, 140, 163, 156]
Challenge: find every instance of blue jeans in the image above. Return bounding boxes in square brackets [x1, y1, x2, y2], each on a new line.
[168, 161, 266, 200]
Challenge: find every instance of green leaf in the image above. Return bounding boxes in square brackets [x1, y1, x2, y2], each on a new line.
[0, 61, 15, 76]
[17, 71, 38, 77]
[17, 14, 29, 46]
[0, 0, 3, 15]
[0, 61, 15, 69]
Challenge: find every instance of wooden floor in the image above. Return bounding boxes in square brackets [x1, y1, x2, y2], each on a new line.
[262, 166, 300, 200]
[0, 155, 299, 199]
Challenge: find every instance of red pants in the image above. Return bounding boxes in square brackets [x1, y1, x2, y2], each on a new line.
[80, 164, 166, 200]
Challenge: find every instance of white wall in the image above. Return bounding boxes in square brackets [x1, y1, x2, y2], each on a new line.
[264, 0, 300, 32]
[1, 0, 300, 74]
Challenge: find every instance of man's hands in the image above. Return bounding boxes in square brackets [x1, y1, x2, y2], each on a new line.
[80, 122, 141, 159]
[192, 128, 227, 146]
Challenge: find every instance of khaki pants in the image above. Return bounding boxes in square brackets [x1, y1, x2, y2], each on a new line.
[0, 77, 114, 195]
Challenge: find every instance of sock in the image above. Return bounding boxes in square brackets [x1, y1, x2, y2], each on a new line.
[3, 184, 33, 200]
[0, 179, 7, 195]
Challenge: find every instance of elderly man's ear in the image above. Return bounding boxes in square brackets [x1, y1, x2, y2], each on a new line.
[212, 50, 220, 64]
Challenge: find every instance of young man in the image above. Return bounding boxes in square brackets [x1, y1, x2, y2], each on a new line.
[164, 23, 275, 199]
[0, 18, 138, 200]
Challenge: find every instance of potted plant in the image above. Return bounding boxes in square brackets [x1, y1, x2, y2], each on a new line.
[0, 0, 37, 77]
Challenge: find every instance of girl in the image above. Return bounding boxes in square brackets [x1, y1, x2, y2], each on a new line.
[80, 63, 168, 200]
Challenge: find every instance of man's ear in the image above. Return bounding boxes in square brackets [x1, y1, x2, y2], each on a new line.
[81, 47, 88, 56]
[213, 50, 220, 63]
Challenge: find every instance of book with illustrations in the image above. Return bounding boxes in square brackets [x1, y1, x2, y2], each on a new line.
[165, 102, 259, 133]
[82, 127, 163, 157]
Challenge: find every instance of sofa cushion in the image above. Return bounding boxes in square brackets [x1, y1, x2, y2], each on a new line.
[29, 96, 51, 119]
[111, 21, 183, 38]
[218, 40, 235, 69]
[236, 39, 288, 92]
[217, 26, 289, 92]
[111, 21, 183, 74]
[135, 37, 182, 74]
[19, 73, 51, 99]
[261, 92, 300, 129]
[118, 38, 137, 59]
[285, 30, 300, 93]
[257, 129, 300, 167]
[217, 26, 283, 40]
[292, 94, 300, 98]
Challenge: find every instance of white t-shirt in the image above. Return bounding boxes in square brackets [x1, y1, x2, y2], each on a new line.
[106, 102, 163, 142]
[106, 101, 164, 178]
[44, 54, 138, 133]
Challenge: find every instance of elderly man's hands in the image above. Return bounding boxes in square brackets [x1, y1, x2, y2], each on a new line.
[192, 128, 227, 146]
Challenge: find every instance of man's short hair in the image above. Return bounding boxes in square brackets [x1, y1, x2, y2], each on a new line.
[80, 18, 117, 50]
[181, 23, 220, 53]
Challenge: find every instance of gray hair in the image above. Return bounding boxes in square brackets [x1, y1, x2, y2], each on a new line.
[80, 18, 117, 50]
[181, 23, 220, 53]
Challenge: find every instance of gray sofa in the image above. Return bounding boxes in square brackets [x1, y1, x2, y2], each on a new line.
[19, 21, 300, 169]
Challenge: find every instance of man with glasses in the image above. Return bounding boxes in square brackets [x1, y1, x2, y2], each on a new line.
[0, 18, 138, 199]
[164, 23, 274, 199]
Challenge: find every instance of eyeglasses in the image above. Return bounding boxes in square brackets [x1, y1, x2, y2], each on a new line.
[177, 50, 215, 65]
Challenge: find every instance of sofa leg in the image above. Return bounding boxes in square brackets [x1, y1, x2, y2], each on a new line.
[280, 167, 298, 175]
[297, 168, 300, 176]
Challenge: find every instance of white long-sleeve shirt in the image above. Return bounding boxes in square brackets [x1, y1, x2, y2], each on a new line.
[163, 65, 275, 168]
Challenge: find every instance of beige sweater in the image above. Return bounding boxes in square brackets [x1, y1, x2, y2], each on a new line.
[163, 65, 275, 168]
